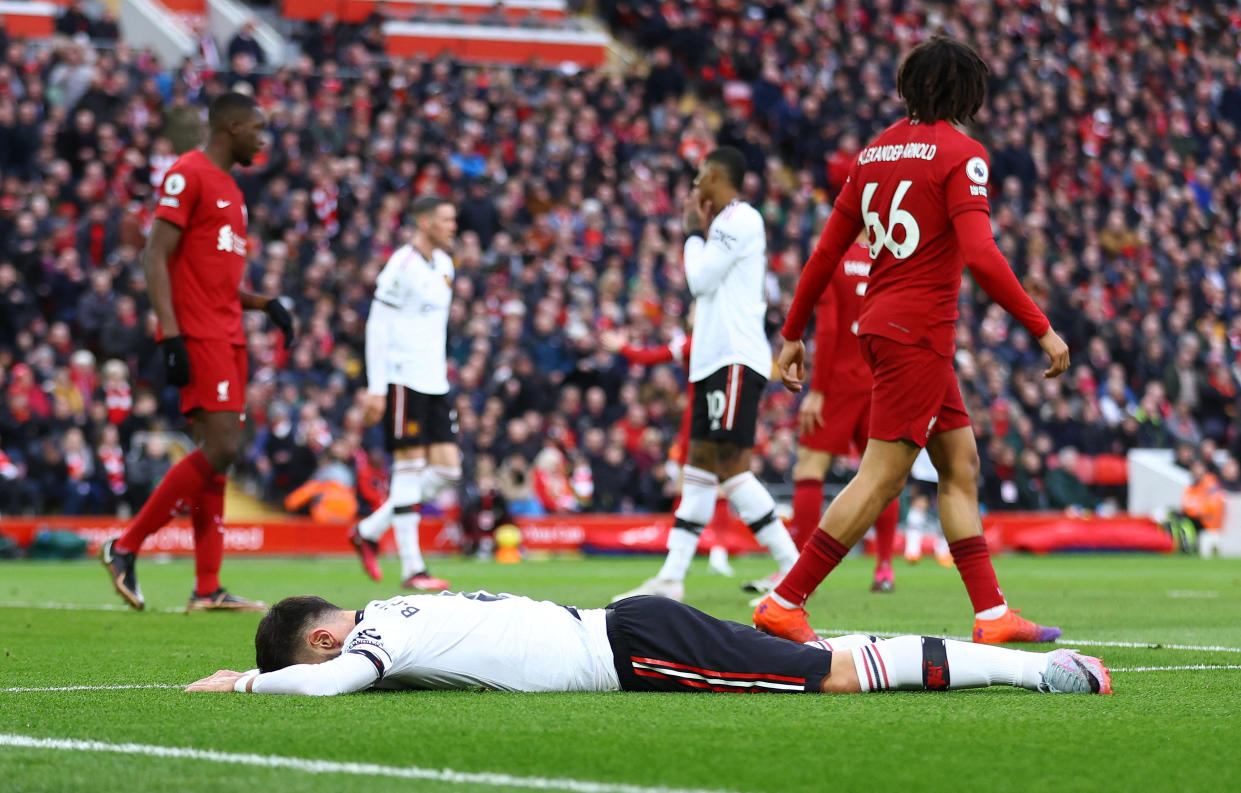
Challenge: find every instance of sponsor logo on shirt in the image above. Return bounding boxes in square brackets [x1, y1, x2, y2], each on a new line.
[843, 259, 871, 277]
[159, 197, 180, 208]
[710, 228, 738, 250]
[857, 142, 938, 165]
[216, 200, 231, 208]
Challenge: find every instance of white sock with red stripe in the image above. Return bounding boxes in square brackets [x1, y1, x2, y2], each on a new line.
[722, 472, 799, 572]
[658, 466, 717, 582]
[851, 636, 1047, 692]
[421, 465, 462, 501]
[391, 459, 427, 579]
[357, 459, 425, 541]
[804, 634, 880, 652]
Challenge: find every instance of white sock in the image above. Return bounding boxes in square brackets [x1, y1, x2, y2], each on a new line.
[356, 499, 394, 541]
[723, 472, 798, 572]
[357, 459, 423, 541]
[394, 507, 425, 579]
[657, 527, 701, 582]
[851, 636, 1046, 692]
[657, 466, 718, 582]
[805, 634, 881, 652]
[421, 465, 462, 502]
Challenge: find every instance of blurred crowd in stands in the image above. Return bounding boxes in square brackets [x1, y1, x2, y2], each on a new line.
[2, 1, 1240, 521]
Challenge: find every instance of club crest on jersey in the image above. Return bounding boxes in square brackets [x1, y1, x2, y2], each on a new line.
[216, 224, 247, 257]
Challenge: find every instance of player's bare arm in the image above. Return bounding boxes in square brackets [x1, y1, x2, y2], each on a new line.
[143, 218, 190, 386]
[240, 290, 296, 349]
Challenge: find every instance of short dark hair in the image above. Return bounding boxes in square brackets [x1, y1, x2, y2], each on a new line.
[411, 195, 452, 219]
[896, 36, 988, 125]
[704, 147, 747, 190]
[208, 91, 260, 132]
[254, 595, 340, 673]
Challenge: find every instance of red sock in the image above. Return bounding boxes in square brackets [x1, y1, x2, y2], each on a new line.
[790, 479, 823, 550]
[873, 499, 899, 568]
[774, 530, 851, 607]
[116, 450, 216, 554]
[948, 535, 1006, 614]
[193, 474, 227, 597]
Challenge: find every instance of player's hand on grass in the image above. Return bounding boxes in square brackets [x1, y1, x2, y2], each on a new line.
[777, 339, 806, 392]
[798, 390, 826, 434]
[161, 336, 191, 387]
[1037, 328, 1070, 379]
[362, 393, 387, 426]
[265, 297, 296, 349]
[186, 669, 245, 693]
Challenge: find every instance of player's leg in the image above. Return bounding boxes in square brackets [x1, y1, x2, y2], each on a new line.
[927, 426, 1060, 643]
[615, 441, 716, 601]
[752, 438, 917, 641]
[834, 635, 1110, 694]
[715, 443, 799, 591]
[790, 448, 832, 550]
[102, 342, 240, 609]
[393, 393, 457, 591]
[184, 407, 264, 612]
[871, 499, 899, 592]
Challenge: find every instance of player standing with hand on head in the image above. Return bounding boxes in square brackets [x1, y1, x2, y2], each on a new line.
[100, 92, 295, 612]
[616, 147, 800, 602]
[790, 233, 900, 592]
[349, 196, 461, 592]
[754, 37, 1071, 644]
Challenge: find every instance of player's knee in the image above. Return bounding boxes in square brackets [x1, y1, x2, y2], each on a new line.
[937, 449, 980, 490]
[792, 449, 829, 481]
[203, 434, 242, 470]
[819, 650, 862, 694]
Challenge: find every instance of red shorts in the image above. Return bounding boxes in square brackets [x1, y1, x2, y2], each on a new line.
[180, 339, 247, 415]
[860, 335, 970, 447]
[800, 387, 870, 455]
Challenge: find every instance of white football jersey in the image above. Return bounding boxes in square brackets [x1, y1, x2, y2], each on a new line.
[684, 200, 774, 383]
[343, 593, 620, 692]
[365, 244, 453, 396]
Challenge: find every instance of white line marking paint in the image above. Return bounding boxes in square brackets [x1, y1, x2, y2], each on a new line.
[3, 684, 184, 693]
[1110, 665, 1241, 673]
[0, 733, 746, 793]
[814, 628, 1241, 654]
[0, 601, 183, 614]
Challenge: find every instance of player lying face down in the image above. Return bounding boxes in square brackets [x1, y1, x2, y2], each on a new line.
[186, 592, 1111, 696]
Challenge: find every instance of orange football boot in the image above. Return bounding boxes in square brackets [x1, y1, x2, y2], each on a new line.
[752, 596, 821, 643]
[973, 608, 1061, 643]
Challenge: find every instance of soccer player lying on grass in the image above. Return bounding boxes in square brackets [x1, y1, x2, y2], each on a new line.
[186, 592, 1111, 696]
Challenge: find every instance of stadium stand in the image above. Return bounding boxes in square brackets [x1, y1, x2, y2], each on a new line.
[0, 0, 1239, 531]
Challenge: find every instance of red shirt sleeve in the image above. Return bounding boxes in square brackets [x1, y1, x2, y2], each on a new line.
[619, 344, 675, 366]
[153, 166, 199, 229]
[782, 209, 865, 341]
[809, 283, 840, 393]
[953, 210, 1050, 339]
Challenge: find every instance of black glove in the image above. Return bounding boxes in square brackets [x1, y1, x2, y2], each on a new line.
[265, 297, 296, 349]
[161, 336, 191, 387]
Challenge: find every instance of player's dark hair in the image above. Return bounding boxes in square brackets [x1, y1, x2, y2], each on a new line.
[254, 595, 340, 673]
[704, 147, 747, 190]
[208, 91, 260, 131]
[411, 195, 452, 219]
[896, 36, 988, 125]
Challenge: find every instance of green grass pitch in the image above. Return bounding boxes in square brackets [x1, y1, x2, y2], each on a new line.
[2, 552, 1240, 792]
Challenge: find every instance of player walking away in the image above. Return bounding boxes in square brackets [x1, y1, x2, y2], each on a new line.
[790, 234, 900, 593]
[349, 196, 461, 591]
[755, 37, 1072, 644]
[600, 324, 735, 577]
[99, 92, 294, 613]
[186, 591, 1111, 696]
[903, 450, 952, 565]
[615, 148, 800, 602]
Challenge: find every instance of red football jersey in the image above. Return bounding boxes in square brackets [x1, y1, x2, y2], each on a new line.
[832, 119, 992, 356]
[153, 150, 247, 344]
[810, 242, 872, 394]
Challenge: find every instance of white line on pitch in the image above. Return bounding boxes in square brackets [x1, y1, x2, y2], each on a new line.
[1110, 665, 1241, 673]
[814, 628, 1241, 654]
[3, 683, 184, 693]
[0, 601, 183, 614]
[0, 733, 746, 793]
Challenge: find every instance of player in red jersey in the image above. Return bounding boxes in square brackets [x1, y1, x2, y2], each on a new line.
[754, 38, 1070, 644]
[790, 234, 899, 592]
[100, 93, 295, 612]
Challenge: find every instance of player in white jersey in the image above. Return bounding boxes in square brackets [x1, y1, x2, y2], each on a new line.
[617, 147, 800, 603]
[186, 591, 1112, 696]
[349, 196, 461, 591]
